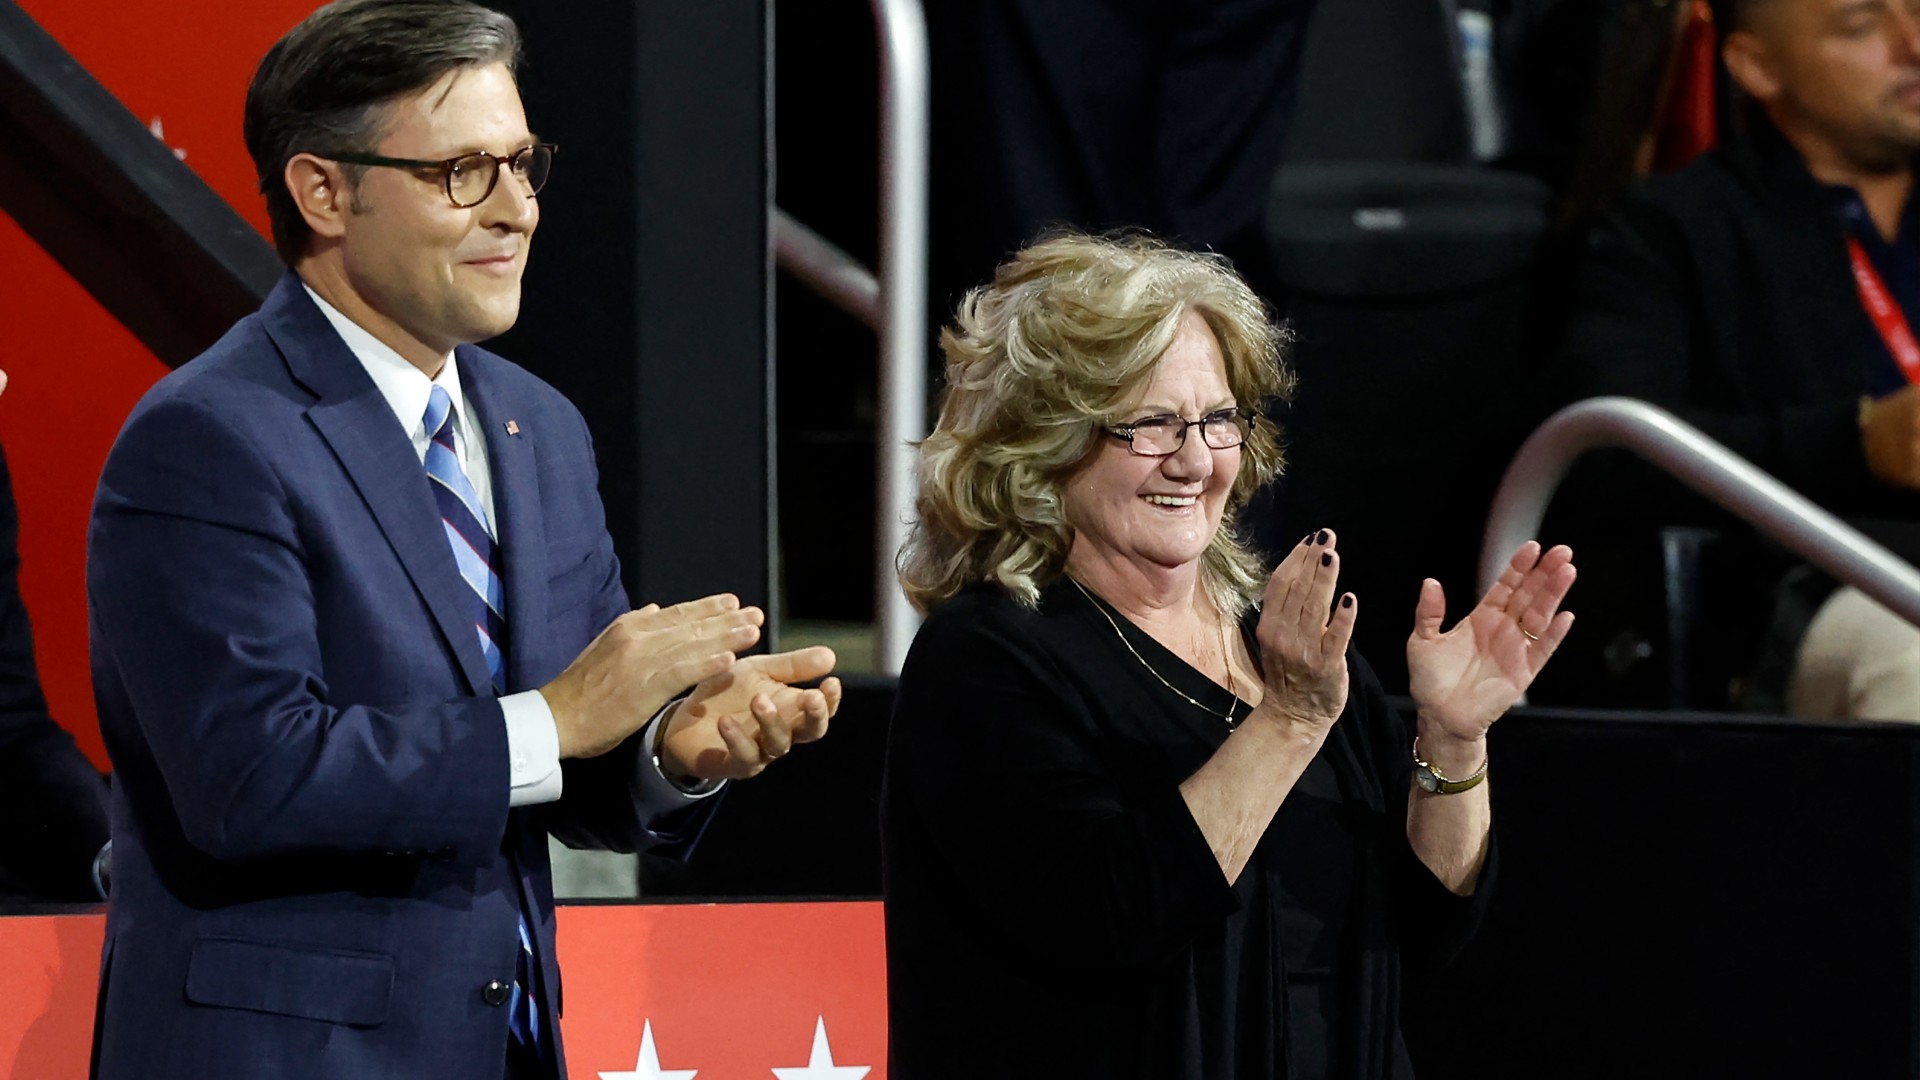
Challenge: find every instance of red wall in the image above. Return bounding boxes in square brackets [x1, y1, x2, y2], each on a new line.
[1, 1, 317, 765]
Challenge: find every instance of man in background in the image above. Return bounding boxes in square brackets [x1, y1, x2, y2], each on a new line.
[1550, 0, 1920, 719]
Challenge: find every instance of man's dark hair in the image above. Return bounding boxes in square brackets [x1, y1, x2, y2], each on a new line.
[243, 0, 523, 264]
[1708, 0, 1779, 34]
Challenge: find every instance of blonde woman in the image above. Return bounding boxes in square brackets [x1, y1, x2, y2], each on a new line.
[883, 233, 1577, 1079]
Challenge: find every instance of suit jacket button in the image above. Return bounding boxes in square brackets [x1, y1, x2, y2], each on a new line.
[482, 980, 511, 1006]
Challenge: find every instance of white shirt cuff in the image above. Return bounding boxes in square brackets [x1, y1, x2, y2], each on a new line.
[502, 690, 564, 806]
[634, 702, 725, 818]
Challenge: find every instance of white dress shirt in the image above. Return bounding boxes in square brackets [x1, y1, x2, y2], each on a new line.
[304, 285, 715, 813]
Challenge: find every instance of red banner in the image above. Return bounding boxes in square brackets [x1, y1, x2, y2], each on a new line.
[0, 902, 888, 1078]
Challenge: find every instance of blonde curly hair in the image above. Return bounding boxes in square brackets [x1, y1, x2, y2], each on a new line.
[900, 232, 1295, 617]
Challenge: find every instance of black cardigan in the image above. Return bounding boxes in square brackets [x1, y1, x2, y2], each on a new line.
[882, 580, 1493, 1079]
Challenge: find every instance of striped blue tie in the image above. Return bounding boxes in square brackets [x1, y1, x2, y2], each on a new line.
[422, 387, 539, 1054]
[423, 385, 507, 692]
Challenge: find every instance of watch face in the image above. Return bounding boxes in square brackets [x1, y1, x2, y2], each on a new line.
[1415, 765, 1440, 793]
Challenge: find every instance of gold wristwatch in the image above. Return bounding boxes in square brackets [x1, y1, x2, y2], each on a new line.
[1412, 737, 1489, 795]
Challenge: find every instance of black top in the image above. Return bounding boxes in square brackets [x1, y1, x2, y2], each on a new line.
[882, 580, 1494, 1079]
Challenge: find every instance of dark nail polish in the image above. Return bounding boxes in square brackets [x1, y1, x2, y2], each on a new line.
[1341, 594, 1354, 608]
[1316, 529, 1329, 545]
[1320, 552, 1332, 567]
[1302, 533, 1312, 546]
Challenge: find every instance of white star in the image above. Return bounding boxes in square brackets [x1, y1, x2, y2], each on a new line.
[599, 1019, 698, 1080]
[146, 117, 188, 161]
[771, 1017, 871, 1080]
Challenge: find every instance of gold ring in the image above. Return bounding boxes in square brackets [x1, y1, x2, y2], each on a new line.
[1520, 627, 1541, 643]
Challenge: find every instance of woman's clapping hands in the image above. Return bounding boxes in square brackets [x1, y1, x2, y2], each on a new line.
[1254, 529, 1357, 730]
[1406, 541, 1577, 742]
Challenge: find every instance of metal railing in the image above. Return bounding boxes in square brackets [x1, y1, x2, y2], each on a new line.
[1480, 397, 1920, 630]
[773, 211, 880, 329]
[770, 0, 929, 675]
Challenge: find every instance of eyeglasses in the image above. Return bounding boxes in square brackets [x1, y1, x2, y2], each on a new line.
[321, 143, 556, 208]
[1103, 407, 1252, 457]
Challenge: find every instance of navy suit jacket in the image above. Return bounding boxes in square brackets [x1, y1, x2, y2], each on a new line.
[87, 275, 692, 1079]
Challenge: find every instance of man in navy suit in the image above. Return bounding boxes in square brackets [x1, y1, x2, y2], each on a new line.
[85, 3, 840, 1077]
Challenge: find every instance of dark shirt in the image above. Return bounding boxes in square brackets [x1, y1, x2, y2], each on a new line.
[1829, 181, 1920, 397]
[882, 580, 1492, 1079]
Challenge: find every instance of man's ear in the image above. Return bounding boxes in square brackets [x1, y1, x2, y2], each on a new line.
[284, 153, 354, 242]
[1722, 29, 1784, 104]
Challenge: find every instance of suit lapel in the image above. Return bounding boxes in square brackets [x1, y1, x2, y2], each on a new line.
[261, 275, 493, 696]
[459, 347, 549, 692]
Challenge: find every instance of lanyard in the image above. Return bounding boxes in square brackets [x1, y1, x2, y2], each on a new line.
[1845, 235, 1920, 386]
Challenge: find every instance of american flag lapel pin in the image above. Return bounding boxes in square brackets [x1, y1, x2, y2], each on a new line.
[505, 420, 521, 436]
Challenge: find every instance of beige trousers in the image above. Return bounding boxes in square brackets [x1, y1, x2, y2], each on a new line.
[1789, 586, 1920, 722]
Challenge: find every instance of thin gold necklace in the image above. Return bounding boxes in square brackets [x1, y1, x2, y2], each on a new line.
[1067, 576, 1246, 726]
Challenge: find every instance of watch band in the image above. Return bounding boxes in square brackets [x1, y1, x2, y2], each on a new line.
[652, 701, 722, 796]
[1412, 736, 1488, 795]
